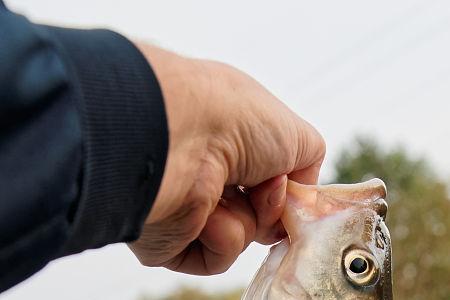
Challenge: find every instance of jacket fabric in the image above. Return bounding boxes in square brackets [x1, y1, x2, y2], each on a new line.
[0, 1, 168, 292]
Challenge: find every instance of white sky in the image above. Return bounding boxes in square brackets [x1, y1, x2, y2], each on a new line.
[2, 0, 450, 299]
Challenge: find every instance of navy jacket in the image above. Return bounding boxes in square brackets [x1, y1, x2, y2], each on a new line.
[0, 1, 168, 292]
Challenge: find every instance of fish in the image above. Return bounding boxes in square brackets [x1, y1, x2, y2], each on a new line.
[242, 178, 392, 300]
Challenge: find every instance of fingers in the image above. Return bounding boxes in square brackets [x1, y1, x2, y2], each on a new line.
[199, 198, 255, 274]
[164, 186, 257, 275]
[220, 186, 257, 250]
[250, 175, 288, 245]
[166, 205, 245, 275]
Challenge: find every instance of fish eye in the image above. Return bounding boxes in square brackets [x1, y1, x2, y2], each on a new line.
[350, 257, 368, 274]
[343, 249, 379, 286]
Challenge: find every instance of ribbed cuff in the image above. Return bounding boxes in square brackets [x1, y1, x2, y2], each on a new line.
[44, 27, 168, 254]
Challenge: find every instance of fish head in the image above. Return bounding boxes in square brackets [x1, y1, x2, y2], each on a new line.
[242, 179, 392, 300]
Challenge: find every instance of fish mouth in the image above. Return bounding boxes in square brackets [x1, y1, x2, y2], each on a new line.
[317, 179, 388, 220]
[283, 178, 389, 238]
[370, 198, 388, 220]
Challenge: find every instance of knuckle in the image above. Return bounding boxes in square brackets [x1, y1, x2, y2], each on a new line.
[316, 133, 327, 159]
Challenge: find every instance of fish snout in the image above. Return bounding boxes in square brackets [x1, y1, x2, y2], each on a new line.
[361, 178, 388, 219]
[372, 198, 388, 220]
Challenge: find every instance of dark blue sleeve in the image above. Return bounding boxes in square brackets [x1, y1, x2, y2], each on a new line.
[0, 2, 168, 292]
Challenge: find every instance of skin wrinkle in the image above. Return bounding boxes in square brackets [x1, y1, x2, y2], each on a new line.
[205, 135, 232, 188]
[300, 123, 314, 169]
[149, 140, 204, 221]
[130, 211, 200, 266]
[297, 121, 326, 173]
[243, 116, 262, 184]
[166, 239, 221, 275]
[163, 241, 191, 271]
[283, 119, 298, 172]
[231, 124, 247, 185]
[199, 64, 240, 185]
[245, 114, 288, 185]
[199, 242, 211, 275]
[187, 156, 222, 217]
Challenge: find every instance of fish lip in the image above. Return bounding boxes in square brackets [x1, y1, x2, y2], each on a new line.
[318, 178, 389, 219]
[314, 192, 389, 221]
[352, 197, 388, 220]
[284, 178, 390, 225]
[372, 198, 388, 220]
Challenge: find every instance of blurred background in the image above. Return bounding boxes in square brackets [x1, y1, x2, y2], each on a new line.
[2, 0, 449, 299]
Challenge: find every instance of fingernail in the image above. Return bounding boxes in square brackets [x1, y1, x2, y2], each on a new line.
[268, 175, 287, 206]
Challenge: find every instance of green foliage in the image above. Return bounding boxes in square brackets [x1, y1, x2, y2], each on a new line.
[334, 137, 450, 300]
[137, 287, 244, 300]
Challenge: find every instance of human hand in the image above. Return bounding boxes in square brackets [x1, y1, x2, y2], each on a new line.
[128, 43, 326, 275]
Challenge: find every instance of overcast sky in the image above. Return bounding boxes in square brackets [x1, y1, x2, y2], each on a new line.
[2, 1, 450, 299]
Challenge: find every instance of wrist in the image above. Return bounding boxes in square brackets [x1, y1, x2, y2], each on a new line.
[135, 43, 229, 222]
[136, 44, 213, 150]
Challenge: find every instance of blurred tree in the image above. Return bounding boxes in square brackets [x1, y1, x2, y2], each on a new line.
[334, 137, 450, 300]
[137, 286, 244, 300]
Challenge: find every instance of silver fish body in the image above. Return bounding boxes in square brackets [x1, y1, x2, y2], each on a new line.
[243, 179, 392, 300]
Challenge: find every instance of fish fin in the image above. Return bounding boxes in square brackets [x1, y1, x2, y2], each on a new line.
[241, 239, 290, 300]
